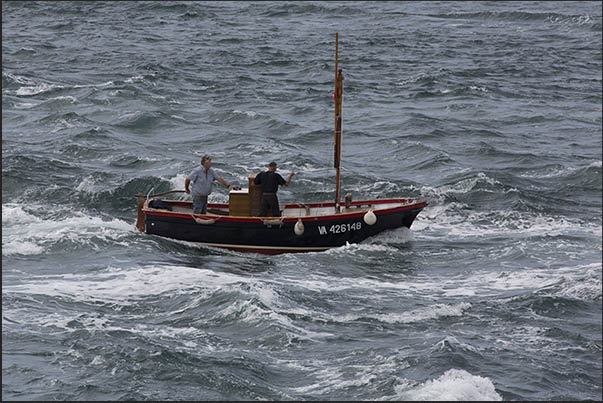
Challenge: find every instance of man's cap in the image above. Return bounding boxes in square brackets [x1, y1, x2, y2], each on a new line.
[268, 161, 277, 167]
[201, 154, 212, 164]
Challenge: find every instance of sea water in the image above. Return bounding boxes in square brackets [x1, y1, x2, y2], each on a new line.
[2, 1, 601, 400]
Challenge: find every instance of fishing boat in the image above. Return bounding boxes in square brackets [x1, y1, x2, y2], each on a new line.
[135, 34, 427, 255]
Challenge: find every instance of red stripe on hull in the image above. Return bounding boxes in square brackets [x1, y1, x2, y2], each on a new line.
[143, 201, 427, 223]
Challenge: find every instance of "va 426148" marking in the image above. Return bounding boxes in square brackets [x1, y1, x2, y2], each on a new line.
[318, 222, 362, 235]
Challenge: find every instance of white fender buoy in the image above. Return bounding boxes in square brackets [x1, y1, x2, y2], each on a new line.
[363, 209, 377, 225]
[294, 218, 304, 236]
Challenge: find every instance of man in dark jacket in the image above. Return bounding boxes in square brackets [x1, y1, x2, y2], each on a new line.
[254, 162, 294, 217]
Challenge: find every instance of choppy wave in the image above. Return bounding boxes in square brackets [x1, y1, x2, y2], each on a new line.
[430, 10, 601, 32]
[15, 82, 65, 96]
[395, 368, 502, 401]
[2, 0, 601, 401]
[2, 204, 135, 256]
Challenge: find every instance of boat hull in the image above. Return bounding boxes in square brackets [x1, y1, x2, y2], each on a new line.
[142, 200, 426, 254]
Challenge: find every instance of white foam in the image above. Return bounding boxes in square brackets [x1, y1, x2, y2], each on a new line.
[75, 175, 101, 194]
[554, 263, 602, 301]
[415, 172, 503, 203]
[279, 256, 601, 309]
[283, 353, 406, 395]
[117, 110, 143, 121]
[4, 72, 36, 85]
[2, 204, 42, 225]
[73, 80, 113, 88]
[519, 160, 601, 178]
[469, 85, 488, 92]
[3, 302, 218, 352]
[384, 302, 471, 324]
[354, 180, 401, 195]
[50, 118, 77, 133]
[48, 95, 77, 103]
[14, 102, 36, 109]
[124, 75, 145, 83]
[432, 336, 480, 353]
[438, 263, 603, 301]
[324, 241, 398, 255]
[290, 365, 377, 394]
[368, 226, 414, 244]
[546, 14, 595, 26]
[494, 325, 565, 356]
[2, 204, 135, 256]
[519, 165, 574, 178]
[2, 264, 251, 303]
[413, 204, 601, 240]
[395, 368, 502, 401]
[219, 297, 334, 342]
[232, 142, 286, 156]
[16, 82, 63, 96]
[292, 163, 331, 174]
[166, 173, 188, 191]
[90, 355, 105, 365]
[200, 280, 334, 341]
[272, 266, 434, 294]
[332, 302, 471, 325]
[395, 68, 448, 86]
[233, 109, 259, 118]
[2, 263, 333, 342]
[2, 240, 45, 256]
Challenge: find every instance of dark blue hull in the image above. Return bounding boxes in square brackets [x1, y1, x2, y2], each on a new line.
[140, 198, 427, 254]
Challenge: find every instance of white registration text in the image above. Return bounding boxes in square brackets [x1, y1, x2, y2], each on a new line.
[318, 222, 362, 235]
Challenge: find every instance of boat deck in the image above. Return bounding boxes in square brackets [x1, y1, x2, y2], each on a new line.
[155, 199, 418, 218]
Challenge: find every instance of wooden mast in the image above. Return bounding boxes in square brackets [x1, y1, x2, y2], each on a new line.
[333, 33, 344, 213]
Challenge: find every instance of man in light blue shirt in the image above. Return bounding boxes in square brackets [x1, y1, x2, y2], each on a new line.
[185, 154, 234, 214]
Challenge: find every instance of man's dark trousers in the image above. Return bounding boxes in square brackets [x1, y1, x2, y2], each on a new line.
[259, 194, 280, 217]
